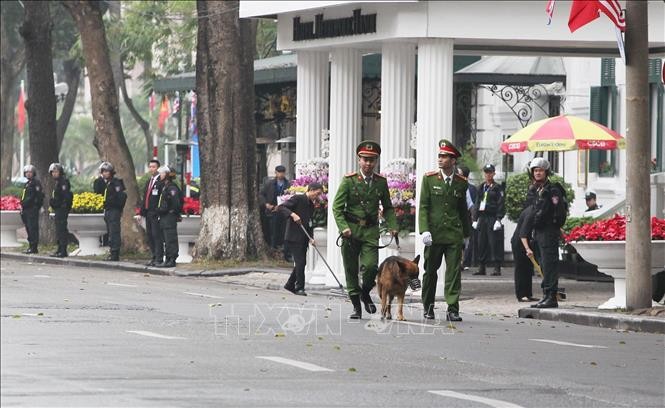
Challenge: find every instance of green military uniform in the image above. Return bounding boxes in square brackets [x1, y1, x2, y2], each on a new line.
[332, 141, 398, 318]
[419, 140, 471, 319]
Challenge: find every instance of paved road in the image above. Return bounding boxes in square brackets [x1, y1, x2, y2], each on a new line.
[1, 259, 663, 407]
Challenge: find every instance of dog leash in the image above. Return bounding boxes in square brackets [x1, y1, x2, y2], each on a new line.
[335, 232, 399, 250]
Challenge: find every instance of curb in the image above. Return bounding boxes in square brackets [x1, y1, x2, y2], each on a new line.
[518, 307, 665, 334]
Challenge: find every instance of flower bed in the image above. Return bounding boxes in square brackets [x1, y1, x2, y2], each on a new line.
[382, 158, 416, 233]
[71, 192, 104, 214]
[183, 197, 201, 215]
[1, 196, 21, 211]
[564, 214, 665, 242]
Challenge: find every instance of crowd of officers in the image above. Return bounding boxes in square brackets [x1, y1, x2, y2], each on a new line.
[19, 160, 183, 267]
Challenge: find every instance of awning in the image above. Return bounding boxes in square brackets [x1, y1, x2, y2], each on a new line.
[455, 56, 566, 85]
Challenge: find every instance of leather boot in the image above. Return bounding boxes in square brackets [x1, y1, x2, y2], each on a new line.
[106, 250, 120, 262]
[491, 265, 501, 276]
[24, 243, 38, 254]
[534, 292, 558, 308]
[531, 291, 547, 308]
[473, 264, 486, 275]
[157, 257, 176, 268]
[348, 295, 362, 319]
[360, 287, 377, 314]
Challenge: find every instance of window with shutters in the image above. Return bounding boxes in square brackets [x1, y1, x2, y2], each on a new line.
[648, 59, 664, 173]
[588, 58, 618, 177]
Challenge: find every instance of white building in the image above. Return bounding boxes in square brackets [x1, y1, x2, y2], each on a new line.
[241, 0, 665, 286]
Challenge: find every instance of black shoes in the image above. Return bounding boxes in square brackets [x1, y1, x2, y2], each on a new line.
[349, 295, 362, 319]
[106, 250, 120, 261]
[283, 284, 297, 295]
[156, 257, 176, 268]
[491, 266, 501, 276]
[23, 244, 38, 254]
[50, 245, 68, 258]
[423, 311, 435, 320]
[294, 289, 307, 296]
[473, 264, 486, 275]
[446, 311, 463, 322]
[360, 288, 377, 314]
[534, 293, 558, 308]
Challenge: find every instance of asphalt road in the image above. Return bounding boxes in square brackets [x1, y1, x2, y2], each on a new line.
[1, 258, 663, 407]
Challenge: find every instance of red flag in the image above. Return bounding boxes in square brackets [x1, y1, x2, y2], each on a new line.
[545, 0, 557, 25]
[597, 0, 625, 31]
[157, 96, 170, 132]
[568, 0, 600, 32]
[16, 86, 25, 135]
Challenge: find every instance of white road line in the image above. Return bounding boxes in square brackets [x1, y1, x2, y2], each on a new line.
[183, 291, 223, 299]
[106, 282, 137, 287]
[529, 339, 608, 349]
[256, 356, 334, 372]
[429, 390, 525, 408]
[126, 330, 186, 340]
[367, 316, 449, 329]
[33, 274, 50, 278]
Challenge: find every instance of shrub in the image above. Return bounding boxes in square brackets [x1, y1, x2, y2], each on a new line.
[71, 192, 104, 214]
[505, 172, 575, 222]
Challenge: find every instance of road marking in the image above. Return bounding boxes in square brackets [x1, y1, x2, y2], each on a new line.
[256, 356, 334, 372]
[126, 330, 186, 340]
[429, 390, 525, 408]
[106, 282, 137, 287]
[367, 316, 449, 329]
[183, 291, 223, 299]
[33, 274, 50, 278]
[529, 339, 608, 349]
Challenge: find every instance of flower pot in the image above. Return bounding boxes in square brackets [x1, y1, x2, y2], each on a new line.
[68, 213, 107, 256]
[572, 240, 665, 309]
[177, 215, 201, 263]
[307, 227, 329, 285]
[1, 210, 23, 247]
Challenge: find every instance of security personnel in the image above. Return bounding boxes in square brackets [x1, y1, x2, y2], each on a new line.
[419, 140, 471, 322]
[472, 164, 505, 276]
[156, 165, 182, 268]
[527, 157, 564, 309]
[139, 159, 163, 266]
[332, 141, 398, 319]
[584, 191, 600, 212]
[20, 164, 44, 254]
[48, 163, 73, 257]
[101, 162, 126, 261]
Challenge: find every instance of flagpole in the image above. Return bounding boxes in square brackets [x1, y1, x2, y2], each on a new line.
[19, 80, 25, 176]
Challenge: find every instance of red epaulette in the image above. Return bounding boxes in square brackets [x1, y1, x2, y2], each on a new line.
[345, 172, 357, 177]
[425, 170, 439, 177]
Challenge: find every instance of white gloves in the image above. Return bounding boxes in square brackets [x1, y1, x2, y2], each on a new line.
[493, 220, 503, 231]
[472, 221, 478, 230]
[422, 231, 433, 246]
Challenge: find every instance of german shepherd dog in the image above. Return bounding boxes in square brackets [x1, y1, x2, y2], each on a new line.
[376, 255, 420, 321]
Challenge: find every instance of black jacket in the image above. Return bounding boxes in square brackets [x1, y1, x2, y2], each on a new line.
[93, 176, 106, 194]
[259, 177, 291, 212]
[50, 177, 73, 210]
[158, 182, 183, 216]
[277, 193, 314, 244]
[473, 182, 505, 221]
[103, 177, 127, 210]
[140, 175, 163, 215]
[532, 180, 563, 229]
[21, 177, 44, 210]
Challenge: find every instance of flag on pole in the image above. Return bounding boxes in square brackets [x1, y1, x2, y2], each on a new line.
[149, 91, 156, 113]
[597, 0, 625, 31]
[16, 83, 26, 135]
[157, 96, 170, 132]
[171, 91, 180, 118]
[545, 0, 556, 25]
[568, 0, 625, 33]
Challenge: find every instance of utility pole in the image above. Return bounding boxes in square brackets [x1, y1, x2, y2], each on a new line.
[624, 1, 651, 309]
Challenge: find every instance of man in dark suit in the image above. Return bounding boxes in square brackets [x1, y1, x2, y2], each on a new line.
[137, 159, 163, 266]
[277, 182, 324, 296]
[259, 165, 291, 253]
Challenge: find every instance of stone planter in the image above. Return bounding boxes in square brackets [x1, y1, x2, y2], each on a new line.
[572, 240, 665, 309]
[68, 213, 107, 256]
[177, 215, 201, 263]
[1, 210, 23, 247]
[306, 227, 329, 285]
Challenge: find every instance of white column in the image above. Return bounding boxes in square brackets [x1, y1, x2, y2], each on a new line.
[319, 48, 362, 288]
[296, 51, 330, 163]
[415, 38, 454, 291]
[380, 43, 416, 163]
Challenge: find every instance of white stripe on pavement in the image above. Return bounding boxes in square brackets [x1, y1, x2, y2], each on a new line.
[256, 356, 334, 372]
[106, 282, 137, 287]
[183, 291, 223, 299]
[33, 275, 50, 278]
[126, 330, 186, 340]
[529, 339, 608, 349]
[429, 390, 525, 408]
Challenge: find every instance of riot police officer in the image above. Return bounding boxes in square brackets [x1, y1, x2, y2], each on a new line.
[419, 140, 471, 322]
[156, 165, 182, 268]
[472, 164, 505, 276]
[332, 141, 398, 319]
[49, 163, 73, 257]
[20, 164, 44, 254]
[100, 162, 127, 261]
[527, 157, 565, 309]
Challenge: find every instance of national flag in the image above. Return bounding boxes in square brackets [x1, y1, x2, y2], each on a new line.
[16, 84, 26, 135]
[597, 0, 625, 31]
[157, 96, 170, 132]
[171, 91, 180, 118]
[545, 0, 556, 25]
[568, 0, 625, 33]
[189, 92, 197, 136]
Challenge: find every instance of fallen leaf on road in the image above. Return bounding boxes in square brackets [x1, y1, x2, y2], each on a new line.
[209, 303, 223, 308]
[590, 362, 597, 366]
[12, 315, 21, 319]
[37, 312, 44, 316]
[274, 332, 285, 337]
[619, 341, 626, 345]
[333, 345, 341, 351]
[348, 367, 356, 372]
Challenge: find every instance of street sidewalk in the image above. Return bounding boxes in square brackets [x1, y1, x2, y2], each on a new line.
[2, 251, 663, 334]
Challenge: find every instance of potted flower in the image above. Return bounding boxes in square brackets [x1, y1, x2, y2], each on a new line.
[1, 195, 23, 247]
[68, 192, 107, 256]
[380, 158, 417, 259]
[565, 214, 665, 309]
[177, 196, 202, 263]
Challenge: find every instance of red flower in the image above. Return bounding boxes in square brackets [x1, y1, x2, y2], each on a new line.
[0, 196, 21, 211]
[565, 214, 662, 242]
[182, 197, 201, 215]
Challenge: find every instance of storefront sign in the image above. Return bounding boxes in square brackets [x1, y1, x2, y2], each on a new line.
[293, 9, 377, 41]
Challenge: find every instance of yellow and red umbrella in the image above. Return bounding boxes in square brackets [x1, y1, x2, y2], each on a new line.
[500, 115, 625, 153]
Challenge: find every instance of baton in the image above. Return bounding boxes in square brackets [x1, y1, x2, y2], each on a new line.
[527, 254, 544, 278]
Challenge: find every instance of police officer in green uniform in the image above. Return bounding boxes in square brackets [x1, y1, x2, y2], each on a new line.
[332, 141, 398, 319]
[101, 162, 127, 261]
[156, 165, 183, 268]
[419, 140, 471, 322]
[49, 163, 73, 258]
[20, 164, 44, 254]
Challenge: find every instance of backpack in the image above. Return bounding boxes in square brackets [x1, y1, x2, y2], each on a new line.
[551, 182, 568, 228]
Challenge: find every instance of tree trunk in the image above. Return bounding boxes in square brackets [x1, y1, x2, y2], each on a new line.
[20, 1, 58, 244]
[62, 0, 146, 252]
[56, 58, 81, 152]
[119, 58, 152, 163]
[193, 0, 266, 260]
[0, 10, 25, 191]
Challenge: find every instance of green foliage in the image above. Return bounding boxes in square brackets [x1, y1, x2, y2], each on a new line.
[256, 19, 278, 59]
[562, 216, 595, 234]
[0, 184, 23, 198]
[505, 172, 575, 222]
[68, 175, 96, 194]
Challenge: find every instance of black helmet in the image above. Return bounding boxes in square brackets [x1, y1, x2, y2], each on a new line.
[99, 162, 115, 174]
[483, 164, 496, 173]
[158, 165, 177, 179]
[23, 164, 37, 177]
[49, 163, 65, 175]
